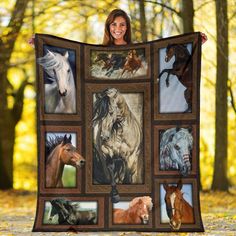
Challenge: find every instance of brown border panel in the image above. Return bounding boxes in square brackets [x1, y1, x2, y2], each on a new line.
[108, 196, 153, 229]
[34, 196, 104, 231]
[37, 35, 82, 121]
[154, 125, 197, 176]
[154, 178, 203, 231]
[39, 126, 83, 194]
[153, 34, 200, 120]
[84, 44, 151, 80]
[85, 83, 151, 194]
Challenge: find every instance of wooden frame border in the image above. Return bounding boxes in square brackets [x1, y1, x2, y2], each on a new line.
[33, 196, 104, 231]
[108, 196, 153, 229]
[154, 178, 203, 231]
[154, 124, 197, 176]
[39, 125, 83, 194]
[153, 33, 200, 120]
[37, 35, 82, 121]
[84, 44, 151, 80]
[85, 83, 151, 194]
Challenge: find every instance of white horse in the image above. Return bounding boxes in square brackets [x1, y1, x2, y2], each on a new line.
[93, 88, 143, 184]
[37, 50, 76, 114]
[160, 127, 193, 176]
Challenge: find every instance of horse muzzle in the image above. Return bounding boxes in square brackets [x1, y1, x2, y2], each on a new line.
[142, 215, 149, 224]
[170, 219, 181, 230]
[59, 89, 67, 96]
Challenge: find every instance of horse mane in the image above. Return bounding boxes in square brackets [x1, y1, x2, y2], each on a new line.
[129, 196, 153, 211]
[45, 135, 71, 159]
[92, 89, 111, 124]
[37, 50, 67, 78]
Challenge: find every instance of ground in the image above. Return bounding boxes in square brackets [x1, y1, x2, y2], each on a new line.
[0, 190, 235, 236]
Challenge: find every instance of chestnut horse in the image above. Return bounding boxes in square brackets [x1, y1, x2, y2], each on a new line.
[113, 196, 153, 224]
[158, 44, 192, 112]
[121, 49, 142, 77]
[163, 181, 194, 230]
[46, 135, 85, 188]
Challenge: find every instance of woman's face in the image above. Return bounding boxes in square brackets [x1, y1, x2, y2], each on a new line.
[109, 16, 127, 42]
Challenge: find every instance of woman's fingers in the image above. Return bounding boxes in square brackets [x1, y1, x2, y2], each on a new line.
[200, 32, 208, 44]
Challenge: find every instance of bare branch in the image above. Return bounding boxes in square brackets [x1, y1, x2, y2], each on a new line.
[228, 80, 236, 114]
[142, 0, 181, 17]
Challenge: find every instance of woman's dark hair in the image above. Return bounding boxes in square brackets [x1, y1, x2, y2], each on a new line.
[102, 9, 132, 45]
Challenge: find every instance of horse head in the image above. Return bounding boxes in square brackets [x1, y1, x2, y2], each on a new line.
[60, 135, 85, 168]
[135, 199, 150, 224]
[163, 181, 183, 230]
[171, 128, 193, 175]
[165, 44, 176, 62]
[161, 127, 193, 175]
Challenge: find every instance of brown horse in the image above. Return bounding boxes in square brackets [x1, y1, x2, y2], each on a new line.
[163, 181, 194, 230]
[158, 44, 192, 112]
[113, 196, 153, 224]
[121, 49, 142, 77]
[46, 135, 85, 188]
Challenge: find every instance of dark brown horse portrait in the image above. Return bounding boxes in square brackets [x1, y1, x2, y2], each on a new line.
[46, 199, 97, 225]
[113, 196, 153, 224]
[45, 134, 85, 188]
[163, 181, 194, 230]
[158, 44, 193, 112]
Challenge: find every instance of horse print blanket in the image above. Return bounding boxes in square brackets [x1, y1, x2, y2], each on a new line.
[33, 32, 204, 232]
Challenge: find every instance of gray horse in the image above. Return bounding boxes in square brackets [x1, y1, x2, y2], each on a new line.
[160, 127, 193, 176]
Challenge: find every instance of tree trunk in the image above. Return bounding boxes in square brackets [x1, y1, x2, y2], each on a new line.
[139, 0, 148, 41]
[212, 0, 229, 191]
[181, 0, 194, 33]
[0, 0, 30, 189]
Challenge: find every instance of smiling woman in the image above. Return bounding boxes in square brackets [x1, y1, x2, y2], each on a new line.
[102, 9, 132, 46]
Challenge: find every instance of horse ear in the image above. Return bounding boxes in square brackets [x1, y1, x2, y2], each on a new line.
[69, 134, 72, 143]
[168, 134, 174, 142]
[163, 182, 168, 191]
[47, 49, 54, 57]
[176, 126, 180, 132]
[187, 126, 192, 134]
[64, 51, 69, 59]
[177, 180, 183, 190]
[62, 135, 67, 146]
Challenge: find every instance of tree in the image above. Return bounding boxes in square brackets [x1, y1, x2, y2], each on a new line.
[139, 0, 148, 41]
[212, 0, 229, 191]
[180, 0, 194, 33]
[0, 0, 30, 189]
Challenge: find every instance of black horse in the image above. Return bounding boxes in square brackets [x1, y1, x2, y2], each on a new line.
[94, 53, 126, 77]
[49, 199, 97, 225]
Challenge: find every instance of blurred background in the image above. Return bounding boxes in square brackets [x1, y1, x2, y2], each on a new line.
[0, 0, 235, 192]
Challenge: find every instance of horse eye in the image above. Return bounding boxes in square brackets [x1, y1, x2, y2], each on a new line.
[174, 144, 180, 150]
[67, 69, 70, 73]
[66, 148, 71, 152]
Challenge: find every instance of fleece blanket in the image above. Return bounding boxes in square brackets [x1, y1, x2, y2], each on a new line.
[33, 32, 204, 232]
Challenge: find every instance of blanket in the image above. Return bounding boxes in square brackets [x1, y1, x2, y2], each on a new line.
[33, 32, 204, 232]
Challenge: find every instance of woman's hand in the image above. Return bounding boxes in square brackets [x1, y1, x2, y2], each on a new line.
[200, 32, 208, 44]
[28, 35, 35, 47]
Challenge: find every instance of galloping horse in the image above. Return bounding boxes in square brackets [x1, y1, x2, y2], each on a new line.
[46, 135, 85, 188]
[121, 49, 142, 77]
[93, 88, 143, 184]
[158, 44, 192, 112]
[113, 196, 153, 224]
[163, 181, 194, 230]
[38, 50, 76, 113]
[160, 127, 193, 176]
